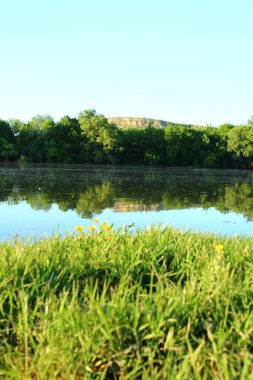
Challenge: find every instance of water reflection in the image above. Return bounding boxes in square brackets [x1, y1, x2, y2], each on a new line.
[0, 164, 253, 237]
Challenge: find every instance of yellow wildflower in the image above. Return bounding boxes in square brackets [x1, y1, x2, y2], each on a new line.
[215, 244, 224, 252]
[93, 217, 99, 223]
[88, 225, 96, 232]
[100, 221, 106, 226]
[105, 236, 111, 241]
[103, 224, 111, 230]
[75, 225, 84, 232]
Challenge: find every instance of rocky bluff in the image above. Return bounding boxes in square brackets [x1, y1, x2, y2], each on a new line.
[108, 117, 192, 129]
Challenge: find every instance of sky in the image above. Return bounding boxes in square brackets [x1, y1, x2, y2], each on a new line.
[0, 0, 252, 126]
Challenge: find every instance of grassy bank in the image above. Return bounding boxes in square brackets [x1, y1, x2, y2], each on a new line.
[0, 226, 253, 379]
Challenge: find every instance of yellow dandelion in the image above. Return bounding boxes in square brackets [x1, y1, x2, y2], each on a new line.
[215, 244, 224, 252]
[93, 217, 99, 223]
[103, 224, 111, 230]
[88, 225, 96, 232]
[75, 225, 84, 232]
[100, 221, 106, 226]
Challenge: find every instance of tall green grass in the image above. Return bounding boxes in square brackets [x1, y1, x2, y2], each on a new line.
[0, 227, 253, 379]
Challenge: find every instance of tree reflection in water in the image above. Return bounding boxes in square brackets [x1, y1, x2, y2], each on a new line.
[1, 164, 253, 220]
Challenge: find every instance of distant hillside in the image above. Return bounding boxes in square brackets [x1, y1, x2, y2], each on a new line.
[108, 117, 192, 129]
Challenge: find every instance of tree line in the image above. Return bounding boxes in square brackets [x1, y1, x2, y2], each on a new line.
[0, 109, 253, 168]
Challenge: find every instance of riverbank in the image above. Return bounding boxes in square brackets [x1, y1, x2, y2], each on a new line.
[1, 227, 253, 379]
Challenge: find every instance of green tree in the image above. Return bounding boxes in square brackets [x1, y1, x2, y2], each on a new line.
[200, 127, 225, 168]
[44, 116, 83, 163]
[0, 120, 18, 161]
[78, 109, 120, 163]
[165, 125, 201, 166]
[120, 126, 166, 165]
[29, 114, 54, 130]
[142, 126, 166, 165]
[17, 123, 47, 162]
[228, 125, 253, 167]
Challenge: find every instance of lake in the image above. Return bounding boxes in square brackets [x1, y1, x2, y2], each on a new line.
[0, 164, 253, 239]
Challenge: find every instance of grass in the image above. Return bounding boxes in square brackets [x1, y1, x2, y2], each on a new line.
[0, 226, 253, 379]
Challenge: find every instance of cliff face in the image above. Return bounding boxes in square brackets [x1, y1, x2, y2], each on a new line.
[108, 117, 192, 129]
[108, 117, 167, 129]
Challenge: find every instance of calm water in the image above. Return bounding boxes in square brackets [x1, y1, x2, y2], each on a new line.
[0, 164, 253, 239]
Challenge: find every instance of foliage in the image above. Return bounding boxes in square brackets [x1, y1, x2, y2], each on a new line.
[119, 126, 166, 165]
[0, 110, 252, 168]
[0, 119, 18, 160]
[228, 124, 253, 167]
[165, 125, 200, 166]
[79, 109, 120, 163]
[44, 116, 83, 163]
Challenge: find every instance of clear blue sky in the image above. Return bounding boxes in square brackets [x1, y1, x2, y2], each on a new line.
[0, 0, 252, 126]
